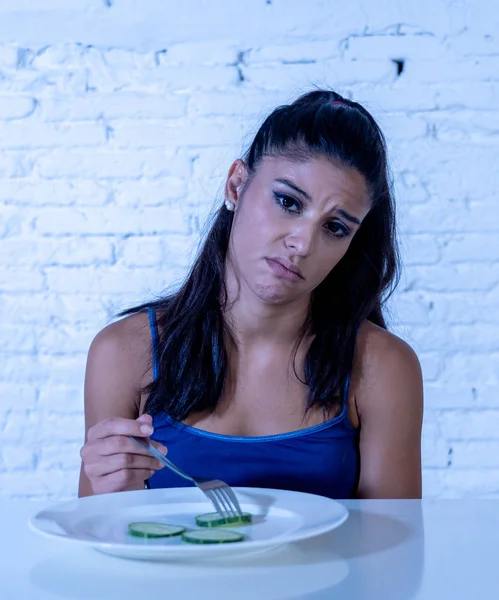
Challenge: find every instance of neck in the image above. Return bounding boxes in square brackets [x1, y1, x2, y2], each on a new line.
[222, 258, 311, 348]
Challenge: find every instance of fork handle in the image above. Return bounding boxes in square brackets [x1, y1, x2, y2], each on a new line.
[159, 455, 195, 483]
[128, 435, 194, 483]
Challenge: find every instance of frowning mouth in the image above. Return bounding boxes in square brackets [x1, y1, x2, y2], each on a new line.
[265, 258, 305, 282]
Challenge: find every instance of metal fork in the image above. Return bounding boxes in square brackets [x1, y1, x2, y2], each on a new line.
[128, 435, 243, 518]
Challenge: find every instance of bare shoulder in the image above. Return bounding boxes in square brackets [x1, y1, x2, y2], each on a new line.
[353, 319, 423, 418]
[91, 311, 151, 359]
[352, 321, 423, 498]
[85, 311, 154, 418]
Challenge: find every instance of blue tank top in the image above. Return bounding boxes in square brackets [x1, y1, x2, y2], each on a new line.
[146, 308, 360, 499]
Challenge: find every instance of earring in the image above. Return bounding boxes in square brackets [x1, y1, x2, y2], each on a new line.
[225, 200, 235, 211]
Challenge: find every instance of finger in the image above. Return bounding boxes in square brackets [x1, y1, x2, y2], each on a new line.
[150, 440, 168, 455]
[137, 414, 152, 425]
[93, 469, 156, 494]
[88, 416, 154, 442]
[85, 453, 164, 478]
[84, 435, 167, 458]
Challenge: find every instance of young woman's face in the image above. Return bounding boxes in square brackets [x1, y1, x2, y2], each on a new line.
[226, 154, 371, 305]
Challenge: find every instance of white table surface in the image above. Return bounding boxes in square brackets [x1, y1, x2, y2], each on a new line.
[2, 497, 499, 600]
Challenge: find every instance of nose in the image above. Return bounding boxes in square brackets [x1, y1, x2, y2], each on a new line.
[285, 222, 316, 257]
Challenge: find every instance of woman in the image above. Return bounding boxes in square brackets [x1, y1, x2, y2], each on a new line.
[79, 89, 423, 500]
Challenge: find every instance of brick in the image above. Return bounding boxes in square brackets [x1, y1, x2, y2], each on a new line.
[0, 267, 45, 292]
[441, 354, 499, 386]
[132, 65, 238, 91]
[163, 234, 197, 266]
[451, 442, 499, 469]
[0, 95, 36, 120]
[437, 409, 499, 439]
[390, 292, 435, 325]
[403, 263, 499, 292]
[37, 354, 86, 386]
[87, 63, 237, 93]
[352, 83, 437, 112]
[41, 92, 187, 121]
[37, 442, 83, 471]
[419, 352, 442, 381]
[0, 121, 105, 148]
[44, 265, 183, 295]
[0, 45, 18, 68]
[36, 411, 84, 444]
[121, 237, 163, 267]
[0, 150, 33, 177]
[406, 58, 499, 83]
[112, 119, 243, 148]
[0, 325, 36, 352]
[424, 384, 476, 409]
[0, 293, 108, 327]
[162, 42, 241, 65]
[0, 238, 114, 266]
[374, 113, 428, 141]
[188, 90, 285, 118]
[38, 386, 82, 412]
[448, 325, 499, 353]
[0, 384, 37, 410]
[35, 207, 188, 235]
[1, 410, 39, 442]
[440, 233, 499, 262]
[344, 34, 446, 61]
[34, 149, 187, 179]
[244, 60, 394, 88]
[249, 42, 341, 63]
[0, 178, 110, 206]
[435, 83, 499, 111]
[1, 445, 36, 470]
[474, 386, 499, 407]
[427, 470, 499, 498]
[38, 325, 97, 354]
[401, 234, 440, 265]
[0, 470, 76, 498]
[425, 110, 499, 143]
[112, 178, 186, 207]
[422, 418, 450, 468]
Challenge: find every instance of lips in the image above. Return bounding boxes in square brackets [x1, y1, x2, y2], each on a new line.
[265, 257, 304, 281]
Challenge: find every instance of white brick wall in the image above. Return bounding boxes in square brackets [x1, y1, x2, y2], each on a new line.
[0, 0, 498, 500]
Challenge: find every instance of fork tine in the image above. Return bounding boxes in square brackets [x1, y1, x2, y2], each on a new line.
[221, 485, 243, 515]
[214, 487, 235, 517]
[205, 489, 225, 517]
[218, 486, 239, 516]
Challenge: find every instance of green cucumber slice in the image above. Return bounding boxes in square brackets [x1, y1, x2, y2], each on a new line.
[182, 529, 245, 544]
[128, 522, 185, 538]
[195, 512, 252, 528]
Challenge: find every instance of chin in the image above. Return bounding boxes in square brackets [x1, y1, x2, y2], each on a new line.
[252, 281, 299, 305]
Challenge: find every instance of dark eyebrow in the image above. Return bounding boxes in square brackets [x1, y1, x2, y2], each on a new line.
[336, 209, 361, 226]
[274, 178, 311, 200]
[274, 178, 361, 226]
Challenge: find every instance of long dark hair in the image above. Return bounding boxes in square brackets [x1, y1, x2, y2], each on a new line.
[120, 89, 400, 420]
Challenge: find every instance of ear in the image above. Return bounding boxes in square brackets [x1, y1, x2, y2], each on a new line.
[225, 159, 248, 210]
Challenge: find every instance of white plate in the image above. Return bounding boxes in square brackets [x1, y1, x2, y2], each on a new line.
[29, 487, 349, 561]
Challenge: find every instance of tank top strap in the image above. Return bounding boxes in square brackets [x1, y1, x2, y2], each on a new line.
[147, 307, 160, 381]
[343, 373, 351, 403]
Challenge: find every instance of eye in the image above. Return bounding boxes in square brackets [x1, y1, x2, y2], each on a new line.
[325, 221, 351, 239]
[273, 193, 301, 213]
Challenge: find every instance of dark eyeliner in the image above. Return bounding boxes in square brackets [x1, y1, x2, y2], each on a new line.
[273, 192, 301, 213]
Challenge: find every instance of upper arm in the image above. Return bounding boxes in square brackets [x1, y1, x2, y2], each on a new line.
[78, 313, 152, 497]
[354, 325, 424, 499]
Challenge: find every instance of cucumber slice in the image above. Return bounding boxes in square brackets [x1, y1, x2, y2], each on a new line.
[195, 512, 252, 528]
[182, 529, 245, 544]
[128, 522, 185, 538]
